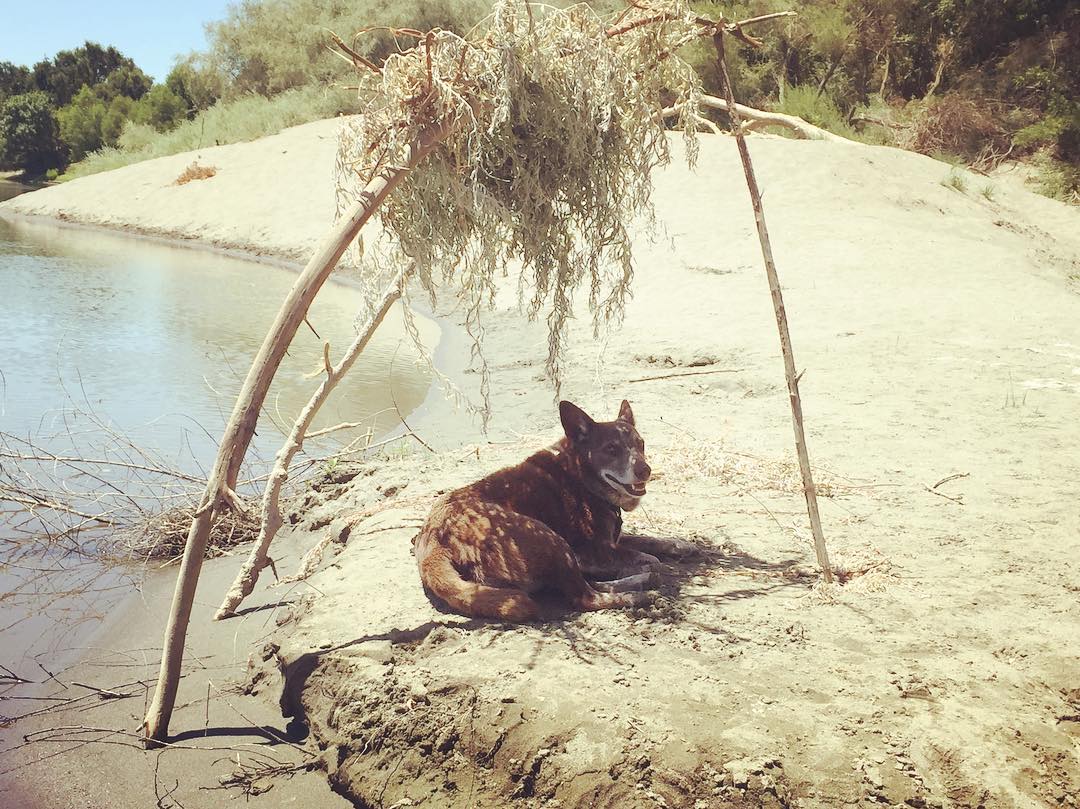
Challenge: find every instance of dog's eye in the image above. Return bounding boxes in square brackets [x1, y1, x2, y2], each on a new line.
[604, 444, 619, 455]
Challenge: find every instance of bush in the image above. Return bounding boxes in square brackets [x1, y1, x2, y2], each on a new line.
[900, 91, 1012, 167]
[0, 91, 66, 175]
[773, 84, 859, 139]
[101, 94, 134, 145]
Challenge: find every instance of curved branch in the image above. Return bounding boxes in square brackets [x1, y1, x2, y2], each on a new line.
[698, 95, 861, 144]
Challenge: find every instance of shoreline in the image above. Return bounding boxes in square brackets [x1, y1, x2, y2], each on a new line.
[0, 208, 310, 273]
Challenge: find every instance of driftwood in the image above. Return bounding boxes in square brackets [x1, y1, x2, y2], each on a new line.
[713, 32, 834, 583]
[663, 94, 861, 145]
[142, 121, 451, 745]
[213, 286, 403, 620]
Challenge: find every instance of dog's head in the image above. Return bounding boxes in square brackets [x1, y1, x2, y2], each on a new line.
[559, 399, 651, 511]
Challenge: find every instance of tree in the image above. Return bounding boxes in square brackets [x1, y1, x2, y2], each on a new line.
[0, 92, 66, 175]
[57, 85, 107, 161]
[166, 58, 223, 117]
[101, 95, 135, 146]
[0, 61, 32, 102]
[102, 63, 153, 101]
[33, 42, 149, 106]
[131, 85, 187, 132]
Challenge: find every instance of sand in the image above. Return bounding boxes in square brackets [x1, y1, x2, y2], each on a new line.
[2, 119, 1080, 808]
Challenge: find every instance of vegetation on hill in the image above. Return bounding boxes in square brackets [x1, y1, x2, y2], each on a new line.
[0, 42, 189, 175]
[1, 1, 1077, 201]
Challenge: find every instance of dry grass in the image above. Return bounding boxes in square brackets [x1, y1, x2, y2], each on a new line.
[173, 162, 218, 185]
[335, 0, 707, 413]
[900, 92, 1012, 170]
[653, 431, 852, 498]
[106, 498, 260, 563]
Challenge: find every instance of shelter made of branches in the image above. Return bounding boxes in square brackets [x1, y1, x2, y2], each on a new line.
[335, 0, 706, 402]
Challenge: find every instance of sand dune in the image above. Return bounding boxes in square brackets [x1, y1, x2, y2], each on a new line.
[2, 120, 1079, 808]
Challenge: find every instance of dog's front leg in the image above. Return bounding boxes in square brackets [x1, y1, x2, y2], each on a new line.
[620, 533, 699, 559]
[592, 571, 657, 593]
[580, 546, 660, 581]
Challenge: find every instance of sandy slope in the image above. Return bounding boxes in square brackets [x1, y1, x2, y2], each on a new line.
[1, 118, 345, 262]
[2, 123, 1080, 808]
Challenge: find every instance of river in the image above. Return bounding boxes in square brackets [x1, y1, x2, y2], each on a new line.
[0, 179, 435, 671]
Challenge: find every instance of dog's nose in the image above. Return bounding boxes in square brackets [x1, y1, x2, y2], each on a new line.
[634, 459, 651, 480]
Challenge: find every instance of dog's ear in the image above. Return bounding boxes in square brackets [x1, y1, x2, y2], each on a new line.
[560, 400, 595, 444]
[618, 399, 635, 426]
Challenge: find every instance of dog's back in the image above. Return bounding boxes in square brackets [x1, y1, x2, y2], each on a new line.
[414, 400, 654, 621]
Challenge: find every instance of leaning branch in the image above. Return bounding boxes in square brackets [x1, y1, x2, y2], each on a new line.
[713, 31, 833, 583]
[214, 285, 403, 620]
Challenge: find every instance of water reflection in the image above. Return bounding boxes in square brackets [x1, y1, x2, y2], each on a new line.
[0, 216, 437, 474]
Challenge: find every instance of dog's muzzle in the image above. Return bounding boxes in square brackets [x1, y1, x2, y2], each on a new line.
[604, 472, 647, 498]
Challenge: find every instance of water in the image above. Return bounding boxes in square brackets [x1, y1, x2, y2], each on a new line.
[0, 192, 436, 670]
[0, 217, 436, 470]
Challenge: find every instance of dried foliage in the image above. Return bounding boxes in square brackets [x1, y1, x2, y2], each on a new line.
[899, 92, 1012, 169]
[108, 498, 259, 562]
[336, 0, 707, 408]
[173, 161, 218, 185]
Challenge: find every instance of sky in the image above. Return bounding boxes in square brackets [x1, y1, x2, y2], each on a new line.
[0, 0, 234, 81]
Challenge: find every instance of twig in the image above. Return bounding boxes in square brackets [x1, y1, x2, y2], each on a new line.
[931, 472, 969, 489]
[924, 485, 963, 504]
[628, 367, 742, 383]
[71, 681, 128, 699]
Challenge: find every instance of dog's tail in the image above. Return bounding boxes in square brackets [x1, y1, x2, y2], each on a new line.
[418, 547, 541, 622]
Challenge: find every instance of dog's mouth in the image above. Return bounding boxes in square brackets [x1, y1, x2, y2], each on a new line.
[603, 472, 647, 498]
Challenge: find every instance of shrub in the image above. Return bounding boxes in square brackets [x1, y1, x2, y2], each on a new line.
[773, 84, 859, 139]
[0, 91, 66, 175]
[131, 84, 187, 132]
[900, 91, 1011, 168]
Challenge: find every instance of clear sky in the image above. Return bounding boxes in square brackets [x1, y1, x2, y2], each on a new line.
[0, 0, 234, 82]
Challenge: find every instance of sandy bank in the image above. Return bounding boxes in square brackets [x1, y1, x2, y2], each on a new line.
[3, 119, 1080, 808]
[0, 118, 345, 262]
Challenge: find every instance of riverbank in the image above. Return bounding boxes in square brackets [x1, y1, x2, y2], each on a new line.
[3, 119, 1080, 807]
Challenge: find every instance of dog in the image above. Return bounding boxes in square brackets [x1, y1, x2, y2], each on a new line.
[413, 400, 665, 621]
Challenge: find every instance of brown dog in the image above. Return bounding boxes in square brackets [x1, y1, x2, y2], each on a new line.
[413, 400, 661, 621]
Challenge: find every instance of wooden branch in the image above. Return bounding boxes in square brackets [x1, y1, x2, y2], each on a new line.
[214, 286, 402, 620]
[698, 95, 860, 144]
[326, 31, 381, 75]
[713, 32, 833, 584]
[931, 472, 969, 489]
[628, 367, 741, 383]
[142, 120, 452, 746]
[924, 485, 963, 504]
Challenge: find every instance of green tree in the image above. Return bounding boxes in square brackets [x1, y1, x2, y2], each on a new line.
[102, 63, 153, 101]
[131, 84, 187, 132]
[166, 57, 224, 117]
[56, 85, 107, 161]
[0, 92, 66, 175]
[0, 61, 33, 102]
[33, 42, 149, 106]
[101, 94, 135, 145]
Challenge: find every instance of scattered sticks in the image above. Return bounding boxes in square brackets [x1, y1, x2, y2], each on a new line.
[924, 472, 969, 504]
